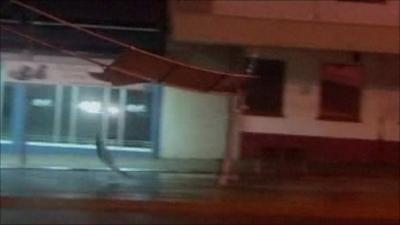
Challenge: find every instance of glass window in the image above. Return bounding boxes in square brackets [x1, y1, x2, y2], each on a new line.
[107, 88, 120, 144]
[75, 86, 104, 144]
[59, 86, 72, 143]
[1, 83, 13, 140]
[123, 89, 152, 147]
[244, 58, 286, 117]
[25, 83, 56, 142]
[319, 64, 363, 122]
[1, 81, 156, 150]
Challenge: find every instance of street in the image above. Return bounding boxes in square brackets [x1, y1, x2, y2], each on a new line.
[1, 168, 398, 224]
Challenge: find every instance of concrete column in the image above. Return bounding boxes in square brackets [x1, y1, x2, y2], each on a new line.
[218, 94, 243, 186]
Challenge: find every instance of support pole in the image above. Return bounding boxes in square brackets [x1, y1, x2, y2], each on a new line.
[11, 83, 27, 166]
[218, 92, 244, 186]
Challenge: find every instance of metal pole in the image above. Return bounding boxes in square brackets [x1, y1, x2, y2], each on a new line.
[218, 93, 243, 186]
[0, 60, 5, 138]
[53, 84, 63, 142]
[68, 86, 78, 143]
[11, 83, 27, 166]
[101, 87, 111, 141]
[117, 88, 127, 146]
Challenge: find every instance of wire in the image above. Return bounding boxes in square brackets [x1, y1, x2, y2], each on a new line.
[9, 0, 256, 80]
[0, 25, 154, 82]
[11, 0, 133, 50]
[0, 25, 107, 68]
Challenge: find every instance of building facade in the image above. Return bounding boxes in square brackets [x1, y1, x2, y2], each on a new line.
[0, 0, 398, 171]
[167, 0, 400, 165]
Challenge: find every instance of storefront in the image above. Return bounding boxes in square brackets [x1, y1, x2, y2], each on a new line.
[0, 53, 162, 165]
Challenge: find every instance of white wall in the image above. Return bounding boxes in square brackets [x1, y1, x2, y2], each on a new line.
[159, 87, 230, 159]
[159, 43, 399, 160]
[158, 43, 236, 159]
[242, 48, 400, 142]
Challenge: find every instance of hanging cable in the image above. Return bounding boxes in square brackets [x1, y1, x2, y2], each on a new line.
[7, 0, 256, 94]
[0, 25, 154, 82]
[0, 25, 107, 67]
[10, 0, 258, 80]
[11, 0, 133, 50]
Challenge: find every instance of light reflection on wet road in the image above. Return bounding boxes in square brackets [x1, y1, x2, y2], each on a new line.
[1, 168, 399, 224]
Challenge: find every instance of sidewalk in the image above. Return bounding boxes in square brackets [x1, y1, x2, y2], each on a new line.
[2, 153, 398, 177]
[0, 153, 221, 173]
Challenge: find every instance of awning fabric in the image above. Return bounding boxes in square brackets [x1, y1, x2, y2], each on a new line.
[91, 48, 256, 94]
[6, 0, 255, 94]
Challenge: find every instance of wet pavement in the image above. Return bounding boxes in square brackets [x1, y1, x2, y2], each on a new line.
[1, 168, 399, 224]
[0, 168, 220, 200]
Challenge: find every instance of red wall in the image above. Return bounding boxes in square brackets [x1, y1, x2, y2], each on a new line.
[241, 132, 399, 165]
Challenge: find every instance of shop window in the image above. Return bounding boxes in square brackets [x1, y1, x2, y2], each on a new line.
[64, 85, 153, 148]
[59, 86, 71, 143]
[123, 89, 152, 147]
[25, 83, 56, 142]
[1, 83, 13, 140]
[75, 86, 104, 144]
[1, 81, 155, 150]
[244, 58, 286, 117]
[319, 64, 363, 122]
[106, 88, 120, 144]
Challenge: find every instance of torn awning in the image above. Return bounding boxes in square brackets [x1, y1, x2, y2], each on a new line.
[91, 48, 256, 94]
[5, 0, 256, 94]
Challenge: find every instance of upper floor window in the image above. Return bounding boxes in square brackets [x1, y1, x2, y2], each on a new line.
[319, 64, 363, 122]
[243, 58, 286, 117]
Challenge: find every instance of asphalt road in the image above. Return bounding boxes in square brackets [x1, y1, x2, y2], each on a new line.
[1, 168, 399, 224]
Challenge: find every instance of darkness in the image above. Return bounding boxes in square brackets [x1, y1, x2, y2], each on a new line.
[0, 0, 167, 54]
[1, 0, 166, 28]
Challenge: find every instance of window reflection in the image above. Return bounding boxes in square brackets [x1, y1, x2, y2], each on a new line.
[107, 89, 120, 144]
[75, 86, 103, 144]
[124, 89, 151, 147]
[0, 82, 154, 151]
[1, 83, 12, 140]
[60, 86, 71, 143]
[25, 84, 56, 142]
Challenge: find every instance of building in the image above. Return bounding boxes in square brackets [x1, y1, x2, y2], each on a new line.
[167, 0, 400, 166]
[0, 0, 399, 172]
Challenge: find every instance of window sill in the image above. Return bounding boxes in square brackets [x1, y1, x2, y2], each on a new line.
[317, 115, 361, 123]
[244, 110, 284, 118]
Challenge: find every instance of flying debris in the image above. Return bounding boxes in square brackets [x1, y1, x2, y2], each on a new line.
[95, 134, 133, 178]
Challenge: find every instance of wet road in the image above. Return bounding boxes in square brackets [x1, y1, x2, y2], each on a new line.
[1, 168, 399, 224]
